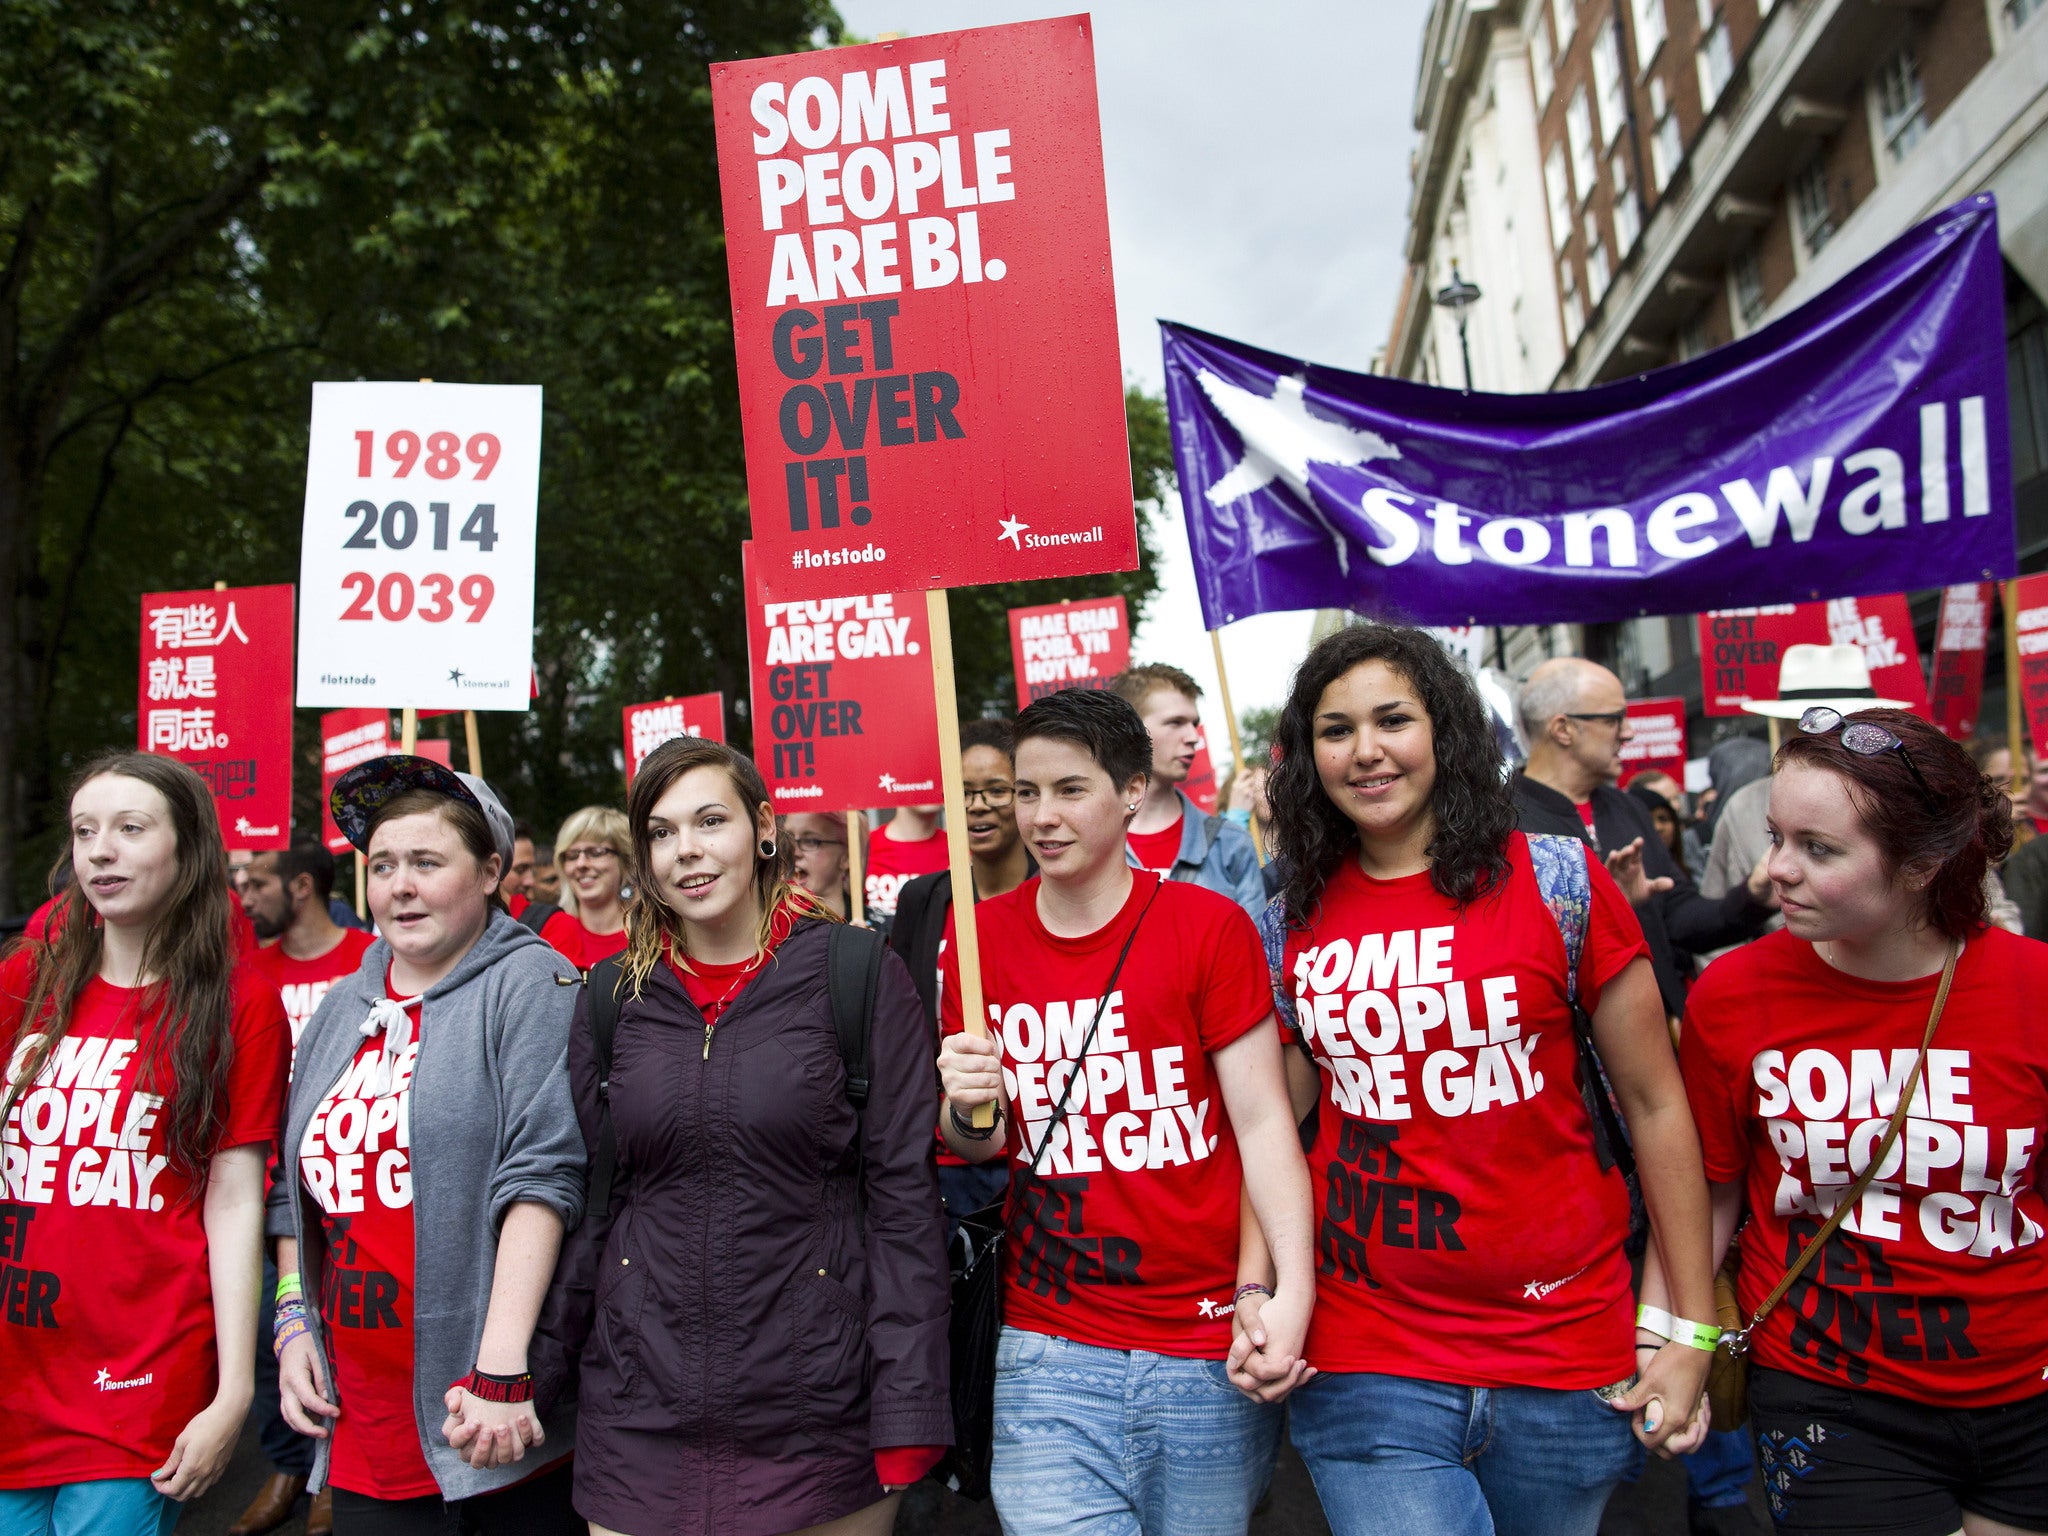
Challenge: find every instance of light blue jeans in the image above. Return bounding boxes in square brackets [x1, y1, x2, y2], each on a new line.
[989, 1326, 1282, 1536]
[1290, 1370, 1639, 1536]
[0, 1480, 179, 1536]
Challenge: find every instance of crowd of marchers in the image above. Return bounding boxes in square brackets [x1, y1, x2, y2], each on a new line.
[3, 631, 2044, 1536]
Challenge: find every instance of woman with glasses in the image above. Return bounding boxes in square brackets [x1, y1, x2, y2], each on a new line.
[783, 812, 858, 920]
[1672, 708, 2048, 1536]
[530, 808, 631, 974]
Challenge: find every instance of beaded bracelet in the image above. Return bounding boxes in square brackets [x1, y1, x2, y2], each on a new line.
[1232, 1282, 1273, 1305]
[454, 1368, 535, 1405]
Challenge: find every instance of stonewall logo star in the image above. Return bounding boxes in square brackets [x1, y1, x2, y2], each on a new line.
[1196, 369, 1400, 576]
[998, 516, 1029, 549]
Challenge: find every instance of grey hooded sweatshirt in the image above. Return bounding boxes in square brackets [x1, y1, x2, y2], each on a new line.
[266, 911, 586, 1501]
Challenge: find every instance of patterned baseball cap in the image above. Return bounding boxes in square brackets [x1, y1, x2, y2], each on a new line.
[330, 755, 518, 871]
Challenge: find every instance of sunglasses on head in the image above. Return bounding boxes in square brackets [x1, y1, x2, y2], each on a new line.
[1797, 706, 1936, 806]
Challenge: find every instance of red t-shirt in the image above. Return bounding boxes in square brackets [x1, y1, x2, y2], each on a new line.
[248, 929, 375, 1048]
[540, 911, 629, 973]
[663, 902, 799, 1023]
[24, 889, 257, 956]
[941, 871, 1272, 1358]
[1126, 817, 1183, 878]
[507, 892, 530, 921]
[1682, 927, 2048, 1406]
[0, 952, 289, 1487]
[300, 974, 436, 1499]
[1281, 833, 1649, 1387]
[864, 826, 949, 924]
[1575, 800, 1597, 832]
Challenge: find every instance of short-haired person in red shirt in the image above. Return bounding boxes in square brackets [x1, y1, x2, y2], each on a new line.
[1673, 709, 2048, 1536]
[533, 807, 630, 974]
[0, 752, 290, 1536]
[937, 687, 1316, 1536]
[1252, 625, 1716, 1536]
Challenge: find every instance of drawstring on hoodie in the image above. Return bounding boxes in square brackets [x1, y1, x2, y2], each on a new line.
[359, 994, 421, 1097]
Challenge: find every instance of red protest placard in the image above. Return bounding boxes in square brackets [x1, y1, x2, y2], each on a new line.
[1696, 596, 1930, 717]
[1007, 595, 1130, 710]
[711, 16, 1136, 599]
[743, 542, 942, 811]
[138, 585, 295, 849]
[1616, 697, 1688, 787]
[2011, 575, 2048, 756]
[1928, 583, 1992, 741]
[623, 692, 728, 783]
[320, 708, 391, 853]
[1184, 733, 1219, 815]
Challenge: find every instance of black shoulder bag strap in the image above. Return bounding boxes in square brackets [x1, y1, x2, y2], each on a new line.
[585, 953, 628, 1218]
[828, 923, 887, 1228]
[1016, 879, 1162, 1178]
[519, 900, 561, 935]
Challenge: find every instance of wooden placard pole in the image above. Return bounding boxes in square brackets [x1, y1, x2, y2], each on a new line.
[2006, 578, 2025, 792]
[463, 709, 483, 777]
[400, 707, 418, 755]
[1767, 717, 1782, 758]
[1208, 628, 1266, 867]
[847, 810, 866, 926]
[926, 588, 993, 1127]
[355, 851, 368, 919]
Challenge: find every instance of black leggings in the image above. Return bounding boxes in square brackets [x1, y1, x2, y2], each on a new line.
[329, 1459, 580, 1535]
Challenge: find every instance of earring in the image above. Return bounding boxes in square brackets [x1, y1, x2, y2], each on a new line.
[760, 839, 777, 859]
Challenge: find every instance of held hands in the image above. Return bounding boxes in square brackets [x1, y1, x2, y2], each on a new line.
[1225, 1288, 1317, 1404]
[151, 1391, 249, 1502]
[1610, 1340, 1713, 1455]
[1746, 853, 1780, 908]
[442, 1385, 545, 1469]
[937, 1029, 1004, 1113]
[1605, 838, 1675, 905]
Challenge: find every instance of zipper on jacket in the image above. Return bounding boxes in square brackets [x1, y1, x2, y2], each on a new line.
[703, 1020, 713, 1060]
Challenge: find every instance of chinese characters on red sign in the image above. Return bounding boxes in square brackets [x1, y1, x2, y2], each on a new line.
[138, 585, 295, 848]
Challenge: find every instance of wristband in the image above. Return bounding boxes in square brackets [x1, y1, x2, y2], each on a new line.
[273, 1297, 310, 1357]
[455, 1368, 535, 1404]
[948, 1103, 1001, 1141]
[1635, 1304, 1722, 1352]
[275, 1270, 303, 1304]
[1232, 1283, 1273, 1305]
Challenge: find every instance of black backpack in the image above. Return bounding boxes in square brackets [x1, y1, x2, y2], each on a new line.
[517, 900, 560, 935]
[581, 923, 886, 1217]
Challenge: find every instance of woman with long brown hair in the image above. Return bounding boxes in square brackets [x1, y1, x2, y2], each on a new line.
[0, 752, 290, 1536]
[533, 736, 950, 1536]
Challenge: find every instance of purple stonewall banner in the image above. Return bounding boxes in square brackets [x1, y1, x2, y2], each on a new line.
[1163, 197, 2012, 629]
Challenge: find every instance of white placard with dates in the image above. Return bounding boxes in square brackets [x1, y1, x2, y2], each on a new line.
[295, 381, 541, 710]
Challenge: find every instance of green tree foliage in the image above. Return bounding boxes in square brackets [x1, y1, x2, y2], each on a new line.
[1, 1, 1172, 902]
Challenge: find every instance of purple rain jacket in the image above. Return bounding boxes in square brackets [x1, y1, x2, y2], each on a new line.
[531, 918, 951, 1536]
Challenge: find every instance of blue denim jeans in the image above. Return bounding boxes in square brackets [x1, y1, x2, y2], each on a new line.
[256, 1252, 315, 1476]
[0, 1480, 179, 1536]
[1290, 1370, 1639, 1536]
[989, 1326, 1282, 1536]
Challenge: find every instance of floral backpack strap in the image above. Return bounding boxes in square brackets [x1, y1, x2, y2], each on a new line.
[1256, 893, 1302, 1044]
[1526, 833, 1635, 1177]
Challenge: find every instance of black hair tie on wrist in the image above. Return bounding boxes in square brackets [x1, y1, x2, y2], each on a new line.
[949, 1103, 1001, 1141]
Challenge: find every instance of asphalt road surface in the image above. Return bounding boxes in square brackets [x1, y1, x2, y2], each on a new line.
[179, 1417, 1771, 1534]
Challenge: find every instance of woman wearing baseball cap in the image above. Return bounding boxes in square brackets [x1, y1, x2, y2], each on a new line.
[268, 756, 587, 1534]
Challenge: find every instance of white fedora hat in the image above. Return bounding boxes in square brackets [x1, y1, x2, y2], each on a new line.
[1741, 642, 1911, 719]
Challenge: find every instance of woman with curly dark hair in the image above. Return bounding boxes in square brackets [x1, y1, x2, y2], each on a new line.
[1676, 709, 2048, 1536]
[1234, 624, 1715, 1536]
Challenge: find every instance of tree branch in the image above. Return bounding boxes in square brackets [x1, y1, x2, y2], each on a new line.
[21, 152, 272, 451]
[43, 338, 323, 460]
[39, 400, 134, 722]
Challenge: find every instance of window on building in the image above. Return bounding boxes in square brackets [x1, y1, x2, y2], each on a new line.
[1612, 158, 1642, 251]
[1696, 11, 1734, 110]
[1562, 261, 1585, 344]
[1731, 245, 1765, 331]
[1649, 75, 1683, 191]
[1592, 26, 1627, 148]
[2010, 0, 2046, 30]
[1567, 88, 1597, 200]
[1545, 143, 1574, 248]
[1677, 308, 1712, 360]
[1585, 211, 1612, 303]
[1530, 13, 1555, 108]
[1875, 44, 1927, 162]
[1553, 0, 1577, 50]
[1632, 0, 1668, 63]
[2010, 285, 2048, 485]
[1791, 157, 1834, 256]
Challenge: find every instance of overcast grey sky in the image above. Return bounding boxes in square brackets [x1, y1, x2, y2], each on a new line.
[833, 0, 1433, 742]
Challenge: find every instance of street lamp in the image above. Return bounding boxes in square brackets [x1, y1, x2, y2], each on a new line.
[1433, 263, 1483, 389]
